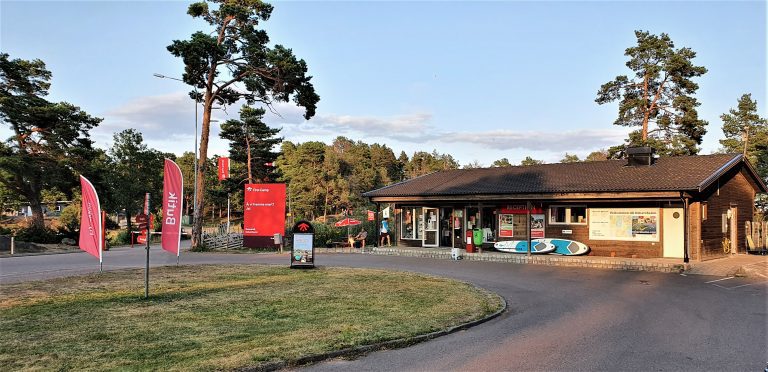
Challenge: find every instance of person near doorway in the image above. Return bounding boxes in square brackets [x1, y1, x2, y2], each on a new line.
[380, 217, 391, 246]
[352, 229, 368, 248]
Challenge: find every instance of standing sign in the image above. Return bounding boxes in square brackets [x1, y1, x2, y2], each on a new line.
[79, 176, 103, 266]
[243, 183, 286, 247]
[367, 210, 375, 221]
[291, 220, 315, 268]
[161, 159, 183, 257]
[218, 157, 230, 181]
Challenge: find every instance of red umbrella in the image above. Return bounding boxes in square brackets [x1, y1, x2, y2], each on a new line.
[334, 218, 361, 227]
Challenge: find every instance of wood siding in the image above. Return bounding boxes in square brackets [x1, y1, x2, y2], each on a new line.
[696, 168, 756, 260]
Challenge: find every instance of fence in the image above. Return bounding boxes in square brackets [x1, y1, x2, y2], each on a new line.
[202, 232, 244, 250]
[744, 221, 768, 250]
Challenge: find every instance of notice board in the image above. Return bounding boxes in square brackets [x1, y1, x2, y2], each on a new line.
[243, 183, 286, 246]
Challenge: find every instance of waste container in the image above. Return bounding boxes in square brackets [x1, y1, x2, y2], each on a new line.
[473, 229, 484, 247]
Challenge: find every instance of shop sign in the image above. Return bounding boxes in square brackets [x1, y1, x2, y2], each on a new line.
[589, 208, 659, 241]
[500, 205, 544, 214]
[499, 214, 514, 237]
[531, 214, 545, 238]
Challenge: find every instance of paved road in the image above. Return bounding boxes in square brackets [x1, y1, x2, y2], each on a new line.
[1, 247, 766, 371]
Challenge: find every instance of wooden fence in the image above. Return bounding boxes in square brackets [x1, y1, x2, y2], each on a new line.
[744, 221, 768, 250]
[202, 232, 243, 250]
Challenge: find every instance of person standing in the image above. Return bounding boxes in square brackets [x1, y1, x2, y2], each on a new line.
[380, 217, 391, 246]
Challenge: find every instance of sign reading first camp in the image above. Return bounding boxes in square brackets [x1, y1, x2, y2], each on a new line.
[243, 184, 286, 246]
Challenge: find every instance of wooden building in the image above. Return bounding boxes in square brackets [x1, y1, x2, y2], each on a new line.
[363, 149, 767, 262]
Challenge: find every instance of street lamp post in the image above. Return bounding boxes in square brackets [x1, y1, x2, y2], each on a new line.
[153, 73, 199, 226]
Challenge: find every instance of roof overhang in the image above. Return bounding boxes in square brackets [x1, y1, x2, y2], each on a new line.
[369, 191, 688, 204]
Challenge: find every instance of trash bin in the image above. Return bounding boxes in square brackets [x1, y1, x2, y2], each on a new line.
[473, 229, 484, 247]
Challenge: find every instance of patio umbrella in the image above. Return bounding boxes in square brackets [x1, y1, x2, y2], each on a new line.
[335, 218, 362, 239]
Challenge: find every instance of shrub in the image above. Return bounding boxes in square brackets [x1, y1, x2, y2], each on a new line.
[108, 230, 132, 246]
[14, 226, 59, 244]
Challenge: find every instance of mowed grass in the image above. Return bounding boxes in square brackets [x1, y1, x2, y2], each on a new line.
[0, 265, 501, 371]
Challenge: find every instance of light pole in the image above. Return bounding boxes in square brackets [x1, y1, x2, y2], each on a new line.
[153, 73, 199, 226]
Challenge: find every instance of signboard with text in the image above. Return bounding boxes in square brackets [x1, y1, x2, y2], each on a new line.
[589, 208, 659, 242]
[291, 220, 315, 268]
[243, 183, 286, 247]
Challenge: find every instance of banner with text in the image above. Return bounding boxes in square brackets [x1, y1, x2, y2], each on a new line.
[244, 183, 286, 238]
[161, 159, 184, 256]
[218, 157, 230, 180]
[79, 175, 103, 262]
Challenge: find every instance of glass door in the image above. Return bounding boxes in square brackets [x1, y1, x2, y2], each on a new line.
[422, 208, 439, 247]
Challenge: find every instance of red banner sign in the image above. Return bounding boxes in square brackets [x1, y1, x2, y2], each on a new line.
[79, 176, 103, 262]
[161, 159, 183, 256]
[244, 183, 286, 238]
[218, 157, 230, 180]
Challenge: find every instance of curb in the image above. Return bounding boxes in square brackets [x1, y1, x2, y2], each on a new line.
[238, 290, 507, 372]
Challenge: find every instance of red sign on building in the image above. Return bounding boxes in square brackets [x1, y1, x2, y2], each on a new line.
[243, 184, 286, 244]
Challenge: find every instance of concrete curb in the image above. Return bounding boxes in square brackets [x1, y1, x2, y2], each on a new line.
[238, 290, 507, 372]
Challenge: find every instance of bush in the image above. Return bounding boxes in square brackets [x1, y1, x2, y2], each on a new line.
[108, 230, 132, 246]
[14, 226, 59, 244]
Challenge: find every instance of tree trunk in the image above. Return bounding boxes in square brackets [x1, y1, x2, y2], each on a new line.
[191, 98, 213, 249]
[246, 134, 253, 183]
[28, 195, 46, 230]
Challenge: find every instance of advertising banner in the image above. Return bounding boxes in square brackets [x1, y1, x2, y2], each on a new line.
[244, 183, 286, 238]
[499, 214, 514, 237]
[531, 214, 545, 238]
[218, 157, 230, 181]
[367, 210, 375, 221]
[161, 159, 183, 256]
[79, 176, 102, 261]
[589, 208, 659, 241]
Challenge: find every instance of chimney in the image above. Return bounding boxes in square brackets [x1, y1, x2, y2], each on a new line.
[626, 146, 655, 166]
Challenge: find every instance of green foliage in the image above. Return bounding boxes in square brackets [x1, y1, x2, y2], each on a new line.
[520, 156, 544, 166]
[404, 150, 459, 178]
[0, 53, 102, 229]
[13, 225, 59, 244]
[491, 158, 512, 167]
[560, 153, 580, 163]
[219, 105, 281, 186]
[596, 30, 708, 156]
[107, 129, 168, 232]
[462, 160, 485, 169]
[58, 203, 80, 234]
[719, 93, 768, 179]
[585, 149, 609, 162]
[108, 230, 132, 246]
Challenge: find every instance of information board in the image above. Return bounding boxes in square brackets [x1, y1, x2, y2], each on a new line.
[243, 183, 286, 238]
[589, 208, 659, 242]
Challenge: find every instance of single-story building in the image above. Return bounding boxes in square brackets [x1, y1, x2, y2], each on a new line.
[363, 149, 767, 262]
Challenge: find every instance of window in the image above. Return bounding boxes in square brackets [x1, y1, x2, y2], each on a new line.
[549, 205, 587, 225]
[400, 207, 422, 240]
[701, 202, 708, 221]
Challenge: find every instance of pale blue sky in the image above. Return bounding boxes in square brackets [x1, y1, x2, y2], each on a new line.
[1, 0, 766, 166]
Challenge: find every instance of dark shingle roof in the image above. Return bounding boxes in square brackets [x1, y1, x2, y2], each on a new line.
[364, 154, 761, 198]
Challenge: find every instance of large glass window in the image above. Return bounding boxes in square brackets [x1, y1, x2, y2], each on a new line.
[549, 205, 587, 225]
[400, 207, 423, 240]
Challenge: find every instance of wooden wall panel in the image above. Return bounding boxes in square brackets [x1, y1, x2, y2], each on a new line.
[698, 168, 756, 260]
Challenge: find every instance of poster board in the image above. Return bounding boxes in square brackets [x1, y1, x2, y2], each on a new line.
[244, 183, 286, 238]
[291, 220, 315, 268]
[589, 208, 659, 241]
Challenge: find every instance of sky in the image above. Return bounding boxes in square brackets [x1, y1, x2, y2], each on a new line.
[1, 0, 766, 166]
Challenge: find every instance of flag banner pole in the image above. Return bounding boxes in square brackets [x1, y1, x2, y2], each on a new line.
[162, 159, 184, 263]
[79, 175, 103, 271]
[144, 192, 151, 299]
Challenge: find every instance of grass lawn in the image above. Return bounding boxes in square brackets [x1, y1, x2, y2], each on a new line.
[0, 265, 502, 371]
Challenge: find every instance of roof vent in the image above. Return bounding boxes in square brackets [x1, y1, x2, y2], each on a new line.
[626, 146, 655, 166]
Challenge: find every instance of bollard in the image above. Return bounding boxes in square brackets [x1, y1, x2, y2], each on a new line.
[10, 236, 15, 255]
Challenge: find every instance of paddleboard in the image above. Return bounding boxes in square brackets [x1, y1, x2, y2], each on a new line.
[545, 238, 590, 256]
[493, 239, 556, 254]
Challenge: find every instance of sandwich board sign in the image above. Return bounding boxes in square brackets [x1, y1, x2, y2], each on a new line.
[291, 220, 315, 268]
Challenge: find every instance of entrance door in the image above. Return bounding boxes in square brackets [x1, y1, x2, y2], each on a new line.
[422, 208, 439, 247]
[663, 208, 684, 258]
